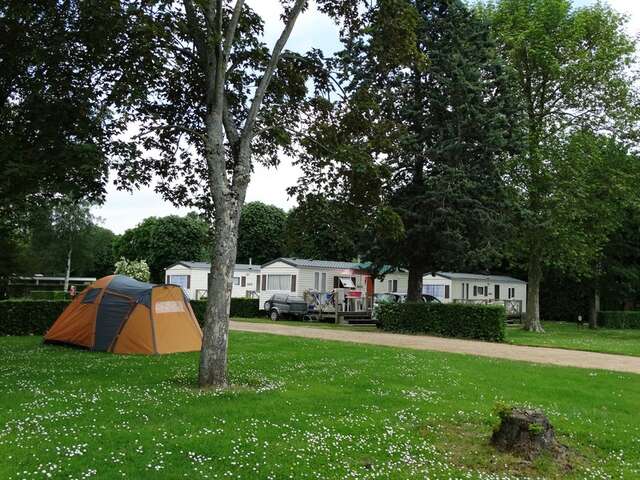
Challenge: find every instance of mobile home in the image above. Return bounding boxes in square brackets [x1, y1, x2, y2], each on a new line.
[165, 261, 261, 300]
[257, 258, 373, 311]
[422, 272, 527, 315]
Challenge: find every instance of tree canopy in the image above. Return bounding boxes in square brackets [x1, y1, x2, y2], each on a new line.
[114, 213, 210, 283]
[236, 202, 287, 265]
[485, 0, 640, 330]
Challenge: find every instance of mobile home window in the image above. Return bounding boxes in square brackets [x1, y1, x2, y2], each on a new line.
[388, 279, 398, 293]
[424, 284, 445, 298]
[444, 285, 450, 299]
[233, 276, 240, 285]
[241, 276, 246, 287]
[473, 285, 478, 296]
[321, 273, 327, 292]
[314, 272, 320, 290]
[168, 275, 190, 289]
[267, 274, 291, 291]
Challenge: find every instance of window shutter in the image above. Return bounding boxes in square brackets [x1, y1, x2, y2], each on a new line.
[445, 285, 450, 299]
[334, 276, 339, 288]
[393, 280, 398, 292]
[291, 275, 297, 292]
[166, 275, 170, 284]
[262, 275, 267, 290]
[473, 286, 477, 296]
[187, 275, 191, 289]
[241, 276, 246, 287]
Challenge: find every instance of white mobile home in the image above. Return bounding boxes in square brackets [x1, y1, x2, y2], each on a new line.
[165, 261, 261, 300]
[422, 272, 527, 314]
[373, 269, 409, 294]
[257, 258, 373, 310]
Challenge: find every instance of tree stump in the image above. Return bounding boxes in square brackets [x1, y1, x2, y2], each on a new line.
[491, 407, 563, 460]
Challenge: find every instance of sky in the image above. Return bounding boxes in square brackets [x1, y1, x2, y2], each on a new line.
[94, 0, 640, 234]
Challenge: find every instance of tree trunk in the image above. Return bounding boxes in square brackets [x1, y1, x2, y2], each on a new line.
[524, 253, 544, 332]
[588, 281, 600, 329]
[198, 211, 239, 388]
[406, 266, 423, 302]
[64, 247, 72, 293]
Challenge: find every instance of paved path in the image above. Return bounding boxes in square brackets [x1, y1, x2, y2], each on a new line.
[230, 321, 640, 374]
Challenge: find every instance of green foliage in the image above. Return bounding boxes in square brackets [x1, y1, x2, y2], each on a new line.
[0, 1, 144, 273]
[113, 258, 151, 283]
[292, 0, 521, 291]
[485, 0, 640, 327]
[598, 311, 640, 330]
[0, 300, 69, 336]
[114, 214, 209, 283]
[236, 202, 287, 265]
[190, 299, 261, 326]
[285, 196, 363, 261]
[29, 291, 69, 301]
[376, 302, 506, 342]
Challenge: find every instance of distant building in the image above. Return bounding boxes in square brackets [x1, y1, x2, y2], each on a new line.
[164, 261, 261, 300]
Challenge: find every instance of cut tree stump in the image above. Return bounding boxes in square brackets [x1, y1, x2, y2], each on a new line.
[491, 407, 564, 460]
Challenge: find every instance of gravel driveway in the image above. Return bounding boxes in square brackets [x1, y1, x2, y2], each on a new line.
[230, 321, 640, 374]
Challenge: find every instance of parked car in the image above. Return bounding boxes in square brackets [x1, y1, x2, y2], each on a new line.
[264, 294, 309, 321]
[396, 294, 442, 304]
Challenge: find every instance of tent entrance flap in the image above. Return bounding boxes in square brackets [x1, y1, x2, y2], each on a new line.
[94, 294, 132, 351]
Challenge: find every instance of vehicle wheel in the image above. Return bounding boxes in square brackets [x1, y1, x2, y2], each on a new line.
[270, 309, 279, 321]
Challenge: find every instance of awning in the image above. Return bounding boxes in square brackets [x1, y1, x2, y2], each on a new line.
[339, 277, 355, 288]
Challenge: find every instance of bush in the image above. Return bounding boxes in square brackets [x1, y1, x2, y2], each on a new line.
[0, 300, 70, 336]
[376, 302, 506, 342]
[30, 291, 69, 300]
[0, 297, 261, 336]
[598, 311, 640, 329]
[190, 298, 260, 327]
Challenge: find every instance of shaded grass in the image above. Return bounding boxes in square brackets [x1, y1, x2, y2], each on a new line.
[1, 334, 639, 479]
[506, 321, 640, 357]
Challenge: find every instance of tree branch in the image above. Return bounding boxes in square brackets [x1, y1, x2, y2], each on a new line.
[136, 124, 206, 143]
[242, 0, 306, 139]
[223, 0, 245, 61]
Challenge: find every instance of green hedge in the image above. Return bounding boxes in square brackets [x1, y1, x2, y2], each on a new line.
[0, 298, 261, 336]
[0, 300, 70, 336]
[190, 298, 260, 327]
[30, 291, 70, 300]
[598, 311, 640, 329]
[376, 302, 506, 342]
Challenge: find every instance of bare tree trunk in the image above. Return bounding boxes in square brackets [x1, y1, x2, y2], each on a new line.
[588, 281, 600, 329]
[64, 247, 72, 293]
[199, 206, 240, 388]
[407, 267, 423, 302]
[524, 253, 544, 332]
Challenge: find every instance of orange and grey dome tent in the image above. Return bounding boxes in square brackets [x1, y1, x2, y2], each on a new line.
[44, 275, 202, 354]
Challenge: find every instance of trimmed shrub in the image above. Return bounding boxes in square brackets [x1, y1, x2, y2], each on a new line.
[30, 291, 69, 301]
[1, 297, 261, 336]
[188, 298, 261, 327]
[0, 300, 70, 336]
[376, 302, 506, 342]
[598, 311, 640, 329]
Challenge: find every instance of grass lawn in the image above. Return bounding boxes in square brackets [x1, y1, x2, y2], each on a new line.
[506, 322, 640, 357]
[1, 335, 639, 479]
[234, 318, 640, 357]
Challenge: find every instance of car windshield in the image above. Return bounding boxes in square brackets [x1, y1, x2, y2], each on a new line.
[374, 293, 397, 303]
[286, 296, 306, 303]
